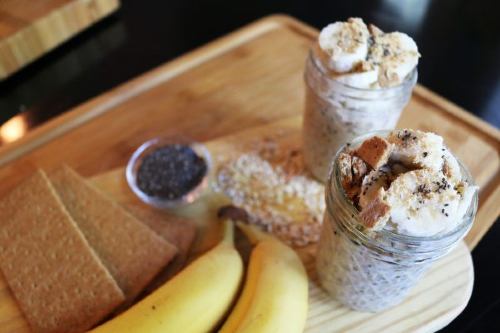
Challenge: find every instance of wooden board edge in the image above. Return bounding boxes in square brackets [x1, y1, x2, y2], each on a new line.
[414, 244, 474, 333]
[263, 14, 318, 39]
[0, 0, 121, 79]
[0, 14, 286, 167]
[412, 85, 500, 142]
[465, 180, 500, 249]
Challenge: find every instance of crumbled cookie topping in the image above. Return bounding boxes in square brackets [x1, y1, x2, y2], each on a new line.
[339, 129, 477, 236]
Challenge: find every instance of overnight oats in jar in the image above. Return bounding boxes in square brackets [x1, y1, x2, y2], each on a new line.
[303, 18, 419, 182]
[316, 129, 478, 312]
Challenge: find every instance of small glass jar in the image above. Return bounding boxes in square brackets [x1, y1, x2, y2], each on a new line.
[302, 50, 418, 182]
[315, 135, 478, 312]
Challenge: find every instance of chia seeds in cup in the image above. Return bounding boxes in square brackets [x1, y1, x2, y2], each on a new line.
[137, 145, 207, 200]
[126, 137, 211, 209]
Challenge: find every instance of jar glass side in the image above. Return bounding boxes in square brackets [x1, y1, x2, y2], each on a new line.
[316, 212, 431, 312]
[302, 51, 417, 182]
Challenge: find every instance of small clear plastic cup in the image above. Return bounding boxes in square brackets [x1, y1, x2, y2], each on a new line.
[126, 136, 211, 209]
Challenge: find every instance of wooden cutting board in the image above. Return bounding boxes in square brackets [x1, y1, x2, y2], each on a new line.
[0, 0, 120, 79]
[0, 14, 498, 332]
[91, 116, 475, 333]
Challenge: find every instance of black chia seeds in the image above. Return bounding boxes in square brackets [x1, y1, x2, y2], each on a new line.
[137, 144, 207, 200]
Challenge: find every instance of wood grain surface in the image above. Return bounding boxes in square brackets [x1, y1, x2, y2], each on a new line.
[0, 14, 497, 332]
[0, 0, 120, 79]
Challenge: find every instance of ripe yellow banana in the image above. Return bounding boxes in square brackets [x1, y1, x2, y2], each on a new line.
[220, 222, 309, 333]
[90, 220, 243, 333]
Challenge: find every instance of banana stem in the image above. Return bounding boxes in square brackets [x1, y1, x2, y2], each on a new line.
[236, 222, 273, 245]
[221, 219, 235, 245]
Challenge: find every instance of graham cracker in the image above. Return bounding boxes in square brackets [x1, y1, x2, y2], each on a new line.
[354, 136, 392, 169]
[0, 170, 125, 333]
[124, 202, 197, 292]
[48, 165, 177, 303]
[359, 196, 391, 230]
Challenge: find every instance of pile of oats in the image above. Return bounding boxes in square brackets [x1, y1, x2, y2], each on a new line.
[213, 139, 325, 247]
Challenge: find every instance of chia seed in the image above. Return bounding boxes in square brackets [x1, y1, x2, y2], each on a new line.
[137, 144, 207, 200]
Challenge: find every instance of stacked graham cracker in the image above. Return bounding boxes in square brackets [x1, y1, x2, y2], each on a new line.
[0, 166, 196, 333]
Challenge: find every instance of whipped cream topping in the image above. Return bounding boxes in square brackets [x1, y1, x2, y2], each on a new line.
[317, 18, 420, 88]
[339, 129, 477, 237]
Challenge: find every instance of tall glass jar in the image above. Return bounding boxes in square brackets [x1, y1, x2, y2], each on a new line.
[315, 137, 478, 312]
[303, 51, 418, 182]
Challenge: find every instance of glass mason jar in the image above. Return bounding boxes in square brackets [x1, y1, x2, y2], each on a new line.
[303, 50, 418, 182]
[315, 135, 478, 313]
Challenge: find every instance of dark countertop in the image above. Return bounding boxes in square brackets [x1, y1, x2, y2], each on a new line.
[0, 0, 499, 331]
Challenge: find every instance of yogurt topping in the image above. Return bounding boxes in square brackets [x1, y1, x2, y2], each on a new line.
[338, 129, 478, 237]
[317, 18, 420, 88]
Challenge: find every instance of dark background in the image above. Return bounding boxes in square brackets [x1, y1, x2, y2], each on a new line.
[0, 0, 499, 331]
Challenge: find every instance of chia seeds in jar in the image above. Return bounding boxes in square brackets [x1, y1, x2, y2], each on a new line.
[315, 135, 478, 312]
[303, 52, 417, 182]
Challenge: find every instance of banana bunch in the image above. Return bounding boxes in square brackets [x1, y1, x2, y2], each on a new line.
[90, 220, 243, 333]
[90, 219, 308, 333]
[220, 222, 309, 333]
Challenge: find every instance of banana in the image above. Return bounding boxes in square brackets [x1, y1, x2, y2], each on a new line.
[90, 220, 243, 333]
[368, 28, 420, 87]
[220, 222, 308, 333]
[318, 18, 370, 73]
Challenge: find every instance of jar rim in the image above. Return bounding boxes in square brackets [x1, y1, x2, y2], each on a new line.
[326, 131, 478, 248]
[308, 50, 418, 94]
